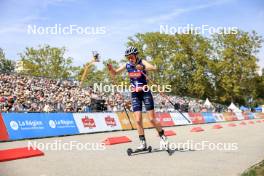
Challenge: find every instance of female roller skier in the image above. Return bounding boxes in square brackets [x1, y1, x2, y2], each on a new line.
[108, 46, 169, 150]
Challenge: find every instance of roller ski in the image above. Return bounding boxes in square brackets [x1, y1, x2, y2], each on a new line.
[159, 135, 173, 156]
[127, 139, 152, 156]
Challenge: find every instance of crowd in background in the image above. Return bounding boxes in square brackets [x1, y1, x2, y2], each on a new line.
[0, 73, 226, 113]
[153, 95, 226, 113]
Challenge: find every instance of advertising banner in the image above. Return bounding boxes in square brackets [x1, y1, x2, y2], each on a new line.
[170, 112, 191, 125]
[2, 113, 79, 140]
[234, 113, 245, 120]
[155, 113, 175, 127]
[120, 112, 154, 129]
[254, 113, 264, 119]
[0, 113, 9, 141]
[116, 112, 133, 130]
[212, 113, 225, 122]
[188, 113, 205, 124]
[73, 113, 122, 133]
[202, 112, 216, 123]
[222, 112, 238, 121]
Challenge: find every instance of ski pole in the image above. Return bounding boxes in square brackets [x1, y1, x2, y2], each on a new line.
[140, 71, 191, 123]
[107, 64, 134, 129]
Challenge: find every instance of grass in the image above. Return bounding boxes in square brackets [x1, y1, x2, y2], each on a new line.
[241, 160, 264, 176]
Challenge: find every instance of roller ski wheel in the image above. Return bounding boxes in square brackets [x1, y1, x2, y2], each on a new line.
[127, 146, 152, 156]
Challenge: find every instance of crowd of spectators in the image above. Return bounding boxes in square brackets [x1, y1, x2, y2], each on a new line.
[0, 73, 226, 113]
[153, 95, 226, 113]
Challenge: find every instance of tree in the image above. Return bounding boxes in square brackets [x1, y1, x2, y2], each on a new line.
[127, 32, 177, 86]
[19, 45, 77, 79]
[254, 68, 264, 106]
[212, 30, 263, 105]
[126, 32, 214, 99]
[0, 48, 15, 73]
[171, 32, 214, 98]
[125, 30, 263, 106]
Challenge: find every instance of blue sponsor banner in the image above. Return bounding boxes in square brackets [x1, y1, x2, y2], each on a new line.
[2, 113, 79, 140]
[202, 112, 216, 123]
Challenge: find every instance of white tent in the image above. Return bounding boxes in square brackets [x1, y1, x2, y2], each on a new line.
[228, 102, 241, 112]
[204, 98, 213, 108]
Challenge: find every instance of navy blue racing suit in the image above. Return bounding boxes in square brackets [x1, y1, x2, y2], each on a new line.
[126, 59, 154, 112]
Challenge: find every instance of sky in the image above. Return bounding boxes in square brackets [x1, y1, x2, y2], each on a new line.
[0, 0, 263, 71]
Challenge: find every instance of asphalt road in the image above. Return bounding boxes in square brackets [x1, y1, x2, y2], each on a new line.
[1, 119, 264, 176]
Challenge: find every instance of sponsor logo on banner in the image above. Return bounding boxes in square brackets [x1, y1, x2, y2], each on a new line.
[235, 113, 244, 120]
[170, 112, 191, 125]
[254, 113, 264, 119]
[122, 118, 130, 125]
[49, 120, 56, 128]
[155, 113, 174, 126]
[202, 112, 216, 123]
[116, 112, 133, 130]
[223, 112, 238, 121]
[82, 116, 96, 128]
[10, 121, 19, 130]
[73, 113, 122, 133]
[213, 113, 225, 122]
[143, 118, 150, 123]
[183, 113, 192, 123]
[156, 117, 172, 123]
[188, 113, 205, 124]
[49, 119, 76, 129]
[2, 113, 79, 140]
[9, 120, 44, 131]
[105, 116, 117, 127]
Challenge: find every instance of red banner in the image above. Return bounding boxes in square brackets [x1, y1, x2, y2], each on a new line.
[155, 113, 175, 127]
[255, 113, 264, 119]
[0, 113, 9, 141]
[188, 113, 205, 124]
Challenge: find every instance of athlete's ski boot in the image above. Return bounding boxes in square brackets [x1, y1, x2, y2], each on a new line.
[160, 135, 169, 150]
[137, 139, 147, 150]
[127, 139, 152, 156]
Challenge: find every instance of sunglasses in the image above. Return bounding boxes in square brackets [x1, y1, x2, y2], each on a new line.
[126, 55, 136, 60]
